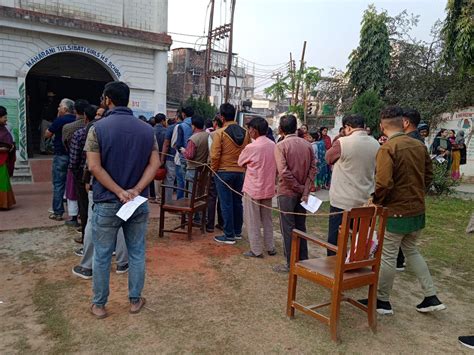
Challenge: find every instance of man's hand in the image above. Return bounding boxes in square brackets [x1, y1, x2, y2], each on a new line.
[179, 147, 185, 154]
[117, 189, 133, 203]
[126, 188, 140, 199]
[301, 195, 309, 203]
[365, 198, 376, 207]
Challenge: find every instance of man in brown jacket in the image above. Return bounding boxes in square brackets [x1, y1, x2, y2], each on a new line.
[365, 106, 445, 315]
[210, 103, 250, 244]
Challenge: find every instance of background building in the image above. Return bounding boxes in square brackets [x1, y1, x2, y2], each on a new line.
[167, 47, 254, 109]
[0, 0, 170, 161]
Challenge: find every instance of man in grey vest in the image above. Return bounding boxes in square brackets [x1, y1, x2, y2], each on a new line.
[85, 81, 159, 318]
[325, 114, 380, 255]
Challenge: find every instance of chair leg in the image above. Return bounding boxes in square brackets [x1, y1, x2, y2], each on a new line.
[329, 288, 342, 342]
[187, 212, 193, 240]
[159, 207, 165, 238]
[286, 271, 297, 318]
[368, 284, 377, 333]
[181, 213, 186, 229]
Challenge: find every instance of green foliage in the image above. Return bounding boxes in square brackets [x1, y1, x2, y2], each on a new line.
[350, 89, 384, 135]
[347, 5, 391, 96]
[430, 161, 460, 195]
[441, 0, 474, 76]
[264, 77, 288, 103]
[288, 104, 304, 120]
[183, 96, 217, 120]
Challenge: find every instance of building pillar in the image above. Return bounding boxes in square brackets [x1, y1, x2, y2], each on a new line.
[153, 49, 167, 114]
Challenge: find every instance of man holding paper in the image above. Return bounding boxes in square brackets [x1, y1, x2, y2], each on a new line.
[325, 114, 380, 255]
[273, 115, 316, 273]
[85, 81, 160, 319]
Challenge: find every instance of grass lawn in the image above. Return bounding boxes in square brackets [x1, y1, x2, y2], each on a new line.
[0, 196, 472, 353]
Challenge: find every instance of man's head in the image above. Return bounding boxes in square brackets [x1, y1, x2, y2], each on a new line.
[102, 81, 130, 109]
[213, 114, 223, 129]
[219, 103, 236, 122]
[402, 108, 421, 133]
[380, 106, 404, 137]
[155, 113, 166, 125]
[247, 116, 268, 140]
[182, 106, 194, 119]
[57, 98, 75, 117]
[418, 123, 429, 138]
[74, 99, 89, 118]
[84, 105, 97, 123]
[95, 107, 106, 119]
[342, 114, 365, 136]
[191, 115, 204, 131]
[279, 115, 297, 135]
[309, 131, 320, 142]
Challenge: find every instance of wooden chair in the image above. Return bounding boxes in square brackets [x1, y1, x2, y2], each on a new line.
[287, 206, 388, 342]
[158, 165, 212, 240]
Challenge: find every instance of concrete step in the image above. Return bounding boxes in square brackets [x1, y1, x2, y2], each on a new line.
[12, 161, 33, 184]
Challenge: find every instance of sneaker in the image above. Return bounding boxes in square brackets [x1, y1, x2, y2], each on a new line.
[72, 265, 92, 280]
[214, 235, 236, 245]
[74, 234, 83, 244]
[416, 295, 446, 313]
[234, 234, 242, 240]
[396, 261, 406, 271]
[358, 298, 394, 315]
[116, 263, 129, 274]
[458, 336, 474, 349]
[112, 251, 116, 256]
[243, 250, 263, 258]
[267, 249, 277, 256]
[74, 247, 84, 257]
[272, 264, 290, 273]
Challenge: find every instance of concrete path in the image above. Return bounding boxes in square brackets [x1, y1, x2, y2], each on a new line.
[1, 182, 161, 232]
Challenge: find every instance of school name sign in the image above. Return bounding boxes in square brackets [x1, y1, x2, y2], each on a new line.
[25, 45, 122, 79]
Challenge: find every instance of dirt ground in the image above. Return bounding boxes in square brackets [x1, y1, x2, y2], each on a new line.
[0, 215, 472, 354]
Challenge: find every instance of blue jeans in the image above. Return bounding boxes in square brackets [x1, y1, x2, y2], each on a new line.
[215, 172, 244, 239]
[164, 160, 176, 203]
[176, 164, 185, 200]
[52, 154, 69, 215]
[92, 202, 149, 306]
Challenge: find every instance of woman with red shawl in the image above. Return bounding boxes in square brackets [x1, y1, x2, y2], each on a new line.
[0, 106, 16, 209]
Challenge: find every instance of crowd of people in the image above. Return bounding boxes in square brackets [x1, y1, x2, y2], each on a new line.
[2, 80, 466, 324]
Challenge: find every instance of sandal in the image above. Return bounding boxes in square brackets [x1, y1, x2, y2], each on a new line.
[48, 213, 63, 221]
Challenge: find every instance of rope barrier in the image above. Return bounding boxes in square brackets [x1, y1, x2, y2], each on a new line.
[160, 152, 345, 217]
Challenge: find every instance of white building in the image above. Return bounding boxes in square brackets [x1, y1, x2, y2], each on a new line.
[0, 0, 170, 161]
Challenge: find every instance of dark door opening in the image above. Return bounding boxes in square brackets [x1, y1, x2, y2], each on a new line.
[25, 53, 114, 157]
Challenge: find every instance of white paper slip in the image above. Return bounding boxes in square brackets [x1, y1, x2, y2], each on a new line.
[300, 195, 323, 214]
[116, 196, 148, 221]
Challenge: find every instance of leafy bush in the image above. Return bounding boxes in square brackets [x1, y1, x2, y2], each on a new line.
[183, 96, 217, 120]
[350, 89, 384, 136]
[430, 160, 460, 195]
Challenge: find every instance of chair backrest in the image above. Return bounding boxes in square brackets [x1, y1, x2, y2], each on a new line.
[190, 165, 211, 206]
[335, 206, 388, 273]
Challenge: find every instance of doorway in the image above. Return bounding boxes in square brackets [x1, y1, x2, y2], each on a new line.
[25, 53, 114, 157]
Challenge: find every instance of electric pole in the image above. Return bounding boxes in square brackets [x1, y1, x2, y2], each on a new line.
[204, 0, 215, 101]
[224, 0, 236, 103]
[294, 40, 306, 105]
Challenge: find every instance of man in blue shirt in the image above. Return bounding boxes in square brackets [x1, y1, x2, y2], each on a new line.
[44, 98, 75, 220]
[85, 81, 159, 318]
[161, 113, 179, 202]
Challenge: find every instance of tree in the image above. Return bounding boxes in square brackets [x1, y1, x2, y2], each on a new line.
[264, 76, 288, 104]
[347, 5, 391, 96]
[350, 89, 384, 135]
[183, 96, 217, 120]
[441, 0, 474, 76]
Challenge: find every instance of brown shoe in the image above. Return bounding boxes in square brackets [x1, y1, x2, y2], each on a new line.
[90, 304, 107, 319]
[74, 234, 83, 244]
[129, 297, 146, 314]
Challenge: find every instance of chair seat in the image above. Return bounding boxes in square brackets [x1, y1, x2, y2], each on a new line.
[162, 198, 206, 212]
[296, 256, 374, 284]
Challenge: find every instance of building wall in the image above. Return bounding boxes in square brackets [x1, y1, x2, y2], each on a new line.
[0, 0, 167, 33]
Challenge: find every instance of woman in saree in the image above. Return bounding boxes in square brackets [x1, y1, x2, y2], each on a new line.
[0, 106, 16, 209]
[451, 130, 465, 180]
[310, 131, 329, 189]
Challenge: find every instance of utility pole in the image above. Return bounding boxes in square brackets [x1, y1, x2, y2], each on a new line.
[289, 52, 294, 105]
[294, 40, 306, 105]
[204, 0, 215, 101]
[224, 0, 236, 103]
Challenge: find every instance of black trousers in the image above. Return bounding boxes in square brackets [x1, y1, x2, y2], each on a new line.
[149, 181, 156, 199]
[74, 178, 89, 238]
[206, 177, 223, 230]
[277, 195, 308, 266]
[327, 205, 344, 256]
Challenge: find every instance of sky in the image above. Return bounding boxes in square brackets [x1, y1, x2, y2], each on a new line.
[168, 0, 447, 93]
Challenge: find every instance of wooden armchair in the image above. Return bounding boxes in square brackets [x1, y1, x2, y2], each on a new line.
[287, 206, 388, 342]
[158, 165, 212, 240]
